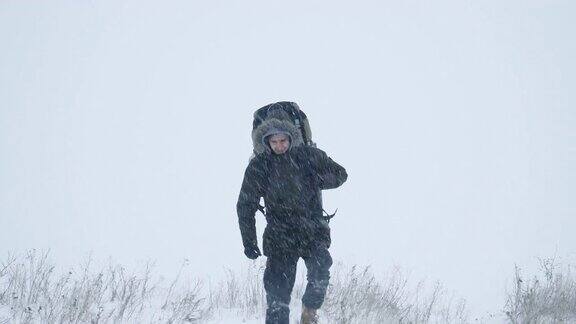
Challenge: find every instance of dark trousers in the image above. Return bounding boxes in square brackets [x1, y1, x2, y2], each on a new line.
[263, 246, 333, 324]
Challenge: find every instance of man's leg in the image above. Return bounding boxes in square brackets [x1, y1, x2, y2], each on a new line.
[263, 253, 298, 324]
[302, 245, 333, 310]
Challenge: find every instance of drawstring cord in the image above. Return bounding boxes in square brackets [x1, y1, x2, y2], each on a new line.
[258, 204, 338, 223]
[322, 208, 338, 223]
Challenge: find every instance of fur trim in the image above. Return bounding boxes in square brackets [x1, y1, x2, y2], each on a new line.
[252, 118, 304, 154]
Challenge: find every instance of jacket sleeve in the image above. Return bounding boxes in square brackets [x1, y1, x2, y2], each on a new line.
[310, 148, 348, 190]
[236, 158, 265, 249]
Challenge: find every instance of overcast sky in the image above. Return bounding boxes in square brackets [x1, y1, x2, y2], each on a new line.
[1, 0, 574, 317]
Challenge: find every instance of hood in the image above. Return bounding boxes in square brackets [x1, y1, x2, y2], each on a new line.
[252, 118, 304, 154]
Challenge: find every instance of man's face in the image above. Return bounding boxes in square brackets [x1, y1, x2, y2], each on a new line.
[268, 133, 290, 155]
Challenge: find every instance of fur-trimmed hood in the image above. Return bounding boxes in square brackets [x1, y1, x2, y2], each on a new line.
[252, 118, 304, 154]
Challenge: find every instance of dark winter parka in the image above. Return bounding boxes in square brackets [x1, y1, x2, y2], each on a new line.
[237, 117, 348, 257]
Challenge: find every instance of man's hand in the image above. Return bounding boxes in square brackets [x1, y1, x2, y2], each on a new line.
[244, 245, 262, 260]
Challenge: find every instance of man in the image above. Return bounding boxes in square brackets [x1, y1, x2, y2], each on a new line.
[237, 116, 348, 324]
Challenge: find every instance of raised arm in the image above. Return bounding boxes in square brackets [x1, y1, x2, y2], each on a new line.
[309, 148, 348, 190]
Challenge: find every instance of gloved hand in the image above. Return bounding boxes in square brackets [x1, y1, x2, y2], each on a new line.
[244, 245, 262, 260]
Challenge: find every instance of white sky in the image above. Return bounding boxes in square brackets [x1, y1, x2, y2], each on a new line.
[1, 0, 574, 317]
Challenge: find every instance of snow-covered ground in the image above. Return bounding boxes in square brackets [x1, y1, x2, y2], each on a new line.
[204, 305, 308, 324]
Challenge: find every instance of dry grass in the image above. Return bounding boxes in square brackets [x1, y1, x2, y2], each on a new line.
[0, 250, 206, 323]
[206, 262, 267, 320]
[504, 258, 576, 323]
[1, 251, 469, 323]
[322, 263, 468, 323]
[5, 250, 574, 323]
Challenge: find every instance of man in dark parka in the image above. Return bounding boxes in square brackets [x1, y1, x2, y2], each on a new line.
[237, 114, 348, 324]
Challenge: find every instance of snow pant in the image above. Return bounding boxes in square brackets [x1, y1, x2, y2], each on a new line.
[263, 246, 333, 324]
